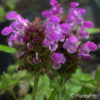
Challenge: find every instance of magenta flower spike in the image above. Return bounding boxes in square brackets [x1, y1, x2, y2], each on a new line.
[1, 0, 97, 74]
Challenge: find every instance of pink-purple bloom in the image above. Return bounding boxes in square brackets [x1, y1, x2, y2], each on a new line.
[42, 0, 63, 17]
[78, 27, 89, 39]
[83, 21, 94, 28]
[43, 39, 58, 51]
[6, 11, 18, 20]
[1, 0, 97, 71]
[1, 27, 14, 36]
[70, 2, 79, 8]
[51, 52, 67, 69]
[63, 36, 78, 54]
[78, 41, 97, 59]
[1, 11, 29, 46]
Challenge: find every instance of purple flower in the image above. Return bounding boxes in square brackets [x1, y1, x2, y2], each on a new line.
[43, 16, 67, 51]
[77, 8, 86, 16]
[60, 23, 70, 35]
[77, 21, 94, 39]
[1, 1, 97, 71]
[1, 11, 29, 46]
[49, 43, 58, 52]
[8, 33, 23, 46]
[42, 0, 63, 17]
[51, 52, 67, 69]
[69, 8, 86, 18]
[45, 22, 62, 34]
[50, 0, 58, 6]
[42, 7, 63, 17]
[66, 8, 86, 30]
[44, 19, 65, 44]
[70, 2, 79, 8]
[6, 11, 29, 26]
[66, 15, 78, 30]
[78, 41, 97, 59]
[78, 27, 89, 39]
[78, 31, 89, 39]
[47, 33, 64, 42]
[1, 27, 14, 36]
[47, 15, 61, 23]
[7, 11, 29, 29]
[51, 4, 63, 15]
[41, 11, 51, 18]
[63, 36, 78, 54]
[43, 39, 58, 51]
[67, 3, 86, 30]
[83, 21, 94, 28]
[6, 11, 18, 20]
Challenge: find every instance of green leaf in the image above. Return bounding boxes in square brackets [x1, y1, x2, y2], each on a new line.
[66, 68, 96, 96]
[65, 81, 82, 96]
[12, 70, 29, 80]
[96, 67, 100, 82]
[0, 73, 16, 89]
[87, 28, 100, 34]
[0, 44, 16, 53]
[72, 68, 93, 82]
[37, 75, 52, 100]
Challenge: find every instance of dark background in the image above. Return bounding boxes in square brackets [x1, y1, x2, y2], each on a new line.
[0, 0, 100, 74]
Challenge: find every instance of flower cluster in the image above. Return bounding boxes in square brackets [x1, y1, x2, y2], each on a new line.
[1, 11, 29, 46]
[42, 0, 97, 69]
[1, 0, 97, 75]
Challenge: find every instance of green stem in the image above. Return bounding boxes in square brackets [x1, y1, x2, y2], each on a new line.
[32, 74, 39, 100]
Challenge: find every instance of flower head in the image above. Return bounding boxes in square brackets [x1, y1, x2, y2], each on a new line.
[1, 0, 97, 75]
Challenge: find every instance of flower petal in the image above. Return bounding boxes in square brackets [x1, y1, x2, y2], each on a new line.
[1, 27, 13, 36]
[6, 11, 18, 20]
